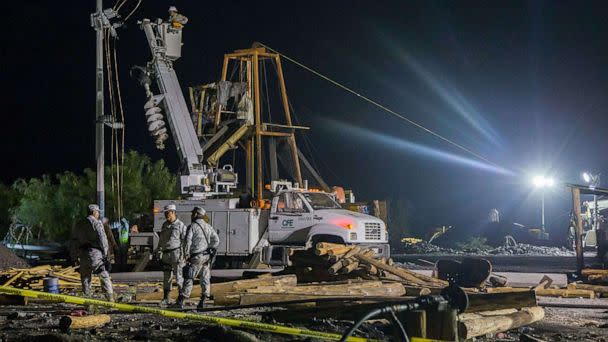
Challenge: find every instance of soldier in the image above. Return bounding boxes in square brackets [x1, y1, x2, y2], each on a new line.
[72, 204, 114, 301]
[175, 206, 219, 309]
[155, 204, 187, 306]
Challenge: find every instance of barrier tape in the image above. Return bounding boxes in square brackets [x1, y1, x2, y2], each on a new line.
[0, 286, 372, 341]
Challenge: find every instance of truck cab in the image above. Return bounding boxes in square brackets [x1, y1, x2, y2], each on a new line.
[269, 189, 389, 249]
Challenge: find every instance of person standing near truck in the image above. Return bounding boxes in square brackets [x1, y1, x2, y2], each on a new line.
[155, 204, 187, 306]
[70, 204, 114, 302]
[175, 206, 219, 309]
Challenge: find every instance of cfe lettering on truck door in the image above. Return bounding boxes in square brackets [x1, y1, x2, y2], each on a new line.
[268, 192, 314, 243]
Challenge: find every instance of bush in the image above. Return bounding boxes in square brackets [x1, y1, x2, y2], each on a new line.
[7, 151, 177, 241]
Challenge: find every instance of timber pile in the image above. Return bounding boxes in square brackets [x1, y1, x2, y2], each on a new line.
[0, 265, 125, 290]
[136, 274, 408, 306]
[288, 242, 449, 288]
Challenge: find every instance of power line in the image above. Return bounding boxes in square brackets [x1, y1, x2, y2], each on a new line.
[257, 43, 501, 169]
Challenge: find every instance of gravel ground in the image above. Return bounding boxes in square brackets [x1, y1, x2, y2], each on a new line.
[1, 298, 607, 341]
[0, 246, 29, 271]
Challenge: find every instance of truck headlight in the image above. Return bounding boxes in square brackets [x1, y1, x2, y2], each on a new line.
[349, 232, 357, 240]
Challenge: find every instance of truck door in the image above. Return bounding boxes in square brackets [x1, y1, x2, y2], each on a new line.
[268, 192, 314, 243]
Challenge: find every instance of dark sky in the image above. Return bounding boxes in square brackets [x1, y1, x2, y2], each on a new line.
[5, 1, 608, 236]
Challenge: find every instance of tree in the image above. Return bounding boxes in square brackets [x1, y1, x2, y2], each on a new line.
[0, 183, 21, 237]
[9, 151, 177, 241]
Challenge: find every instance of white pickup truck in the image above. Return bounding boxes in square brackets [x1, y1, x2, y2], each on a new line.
[131, 183, 389, 267]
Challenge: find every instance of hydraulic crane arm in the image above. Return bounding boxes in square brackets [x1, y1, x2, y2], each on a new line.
[133, 18, 236, 198]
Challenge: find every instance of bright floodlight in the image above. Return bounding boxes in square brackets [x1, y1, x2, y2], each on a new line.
[533, 175, 554, 188]
[583, 172, 591, 183]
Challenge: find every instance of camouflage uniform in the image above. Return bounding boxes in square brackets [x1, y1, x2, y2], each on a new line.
[158, 218, 187, 296]
[72, 216, 113, 300]
[180, 218, 219, 299]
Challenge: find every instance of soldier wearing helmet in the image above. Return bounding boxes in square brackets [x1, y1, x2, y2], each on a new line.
[175, 206, 219, 309]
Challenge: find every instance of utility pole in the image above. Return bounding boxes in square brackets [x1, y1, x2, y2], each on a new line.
[94, 0, 105, 218]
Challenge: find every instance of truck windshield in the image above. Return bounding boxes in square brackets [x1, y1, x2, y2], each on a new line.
[302, 192, 341, 210]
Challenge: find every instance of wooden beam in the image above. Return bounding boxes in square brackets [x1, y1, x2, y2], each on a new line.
[458, 307, 544, 339]
[572, 187, 585, 273]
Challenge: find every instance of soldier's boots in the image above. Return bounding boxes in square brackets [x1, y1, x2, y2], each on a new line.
[196, 296, 207, 311]
[160, 293, 171, 306]
[172, 295, 185, 309]
[105, 293, 115, 303]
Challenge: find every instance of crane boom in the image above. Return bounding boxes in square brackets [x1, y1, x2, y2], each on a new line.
[134, 18, 237, 198]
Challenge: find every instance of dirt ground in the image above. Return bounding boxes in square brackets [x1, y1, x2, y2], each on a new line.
[1, 296, 607, 341]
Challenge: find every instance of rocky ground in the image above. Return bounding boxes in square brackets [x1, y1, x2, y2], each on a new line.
[0, 297, 607, 341]
[395, 241, 575, 257]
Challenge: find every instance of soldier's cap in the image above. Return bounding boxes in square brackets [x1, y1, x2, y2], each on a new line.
[164, 204, 177, 212]
[168, 6, 177, 12]
[192, 206, 206, 216]
[88, 204, 100, 212]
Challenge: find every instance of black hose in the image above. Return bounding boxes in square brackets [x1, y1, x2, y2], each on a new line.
[339, 308, 383, 342]
[340, 304, 416, 342]
[389, 309, 409, 342]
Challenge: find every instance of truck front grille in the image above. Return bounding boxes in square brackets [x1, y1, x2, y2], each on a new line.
[364, 222, 382, 240]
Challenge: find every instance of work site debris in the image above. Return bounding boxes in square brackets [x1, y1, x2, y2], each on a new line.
[0, 265, 126, 291]
[285, 242, 449, 287]
[0, 245, 29, 271]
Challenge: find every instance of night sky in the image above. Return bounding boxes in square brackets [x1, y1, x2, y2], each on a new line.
[4, 1, 608, 236]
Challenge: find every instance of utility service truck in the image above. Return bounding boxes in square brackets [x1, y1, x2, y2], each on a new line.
[128, 12, 389, 268]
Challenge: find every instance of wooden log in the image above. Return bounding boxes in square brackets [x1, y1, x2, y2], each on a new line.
[328, 253, 346, 263]
[587, 274, 608, 284]
[327, 245, 354, 256]
[59, 314, 111, 331]
[329, 258, 352, 275]
[458, 308, 518, 320]
[315, 243, 353, 256]
[342, 246, 362, 260]
[458, 307, 544, 339]
[402, 286, 433, 296]
[136, 274, 297, 302]
[487, 273, 508, 287]
[338, 261, 360, 274]
[238, 293, 353, 305]
[315, 242, 345, 250]
[363, 264, 378, 275]
[245, 282, 405, 297]
[355, 253, 448, 287]
[466, 291, 537, 313]
[567, 282, 608, 297]
[485, 287, 530, 294]
[536, 288, 595, 298]
[581, 268, 608, 276]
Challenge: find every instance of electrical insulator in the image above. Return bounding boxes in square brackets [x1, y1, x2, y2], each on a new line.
[144, 97, 169, 150]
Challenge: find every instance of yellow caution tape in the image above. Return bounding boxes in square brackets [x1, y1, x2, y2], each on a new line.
[0, 286, 372, 341]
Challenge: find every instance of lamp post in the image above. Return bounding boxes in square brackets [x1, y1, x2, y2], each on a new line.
[582, 172, 601, 231]
[533, 176, 555, 231]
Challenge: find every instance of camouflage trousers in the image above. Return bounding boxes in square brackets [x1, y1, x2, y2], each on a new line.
[180, 253, 211, 299]
[79, 248, 113, 300]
